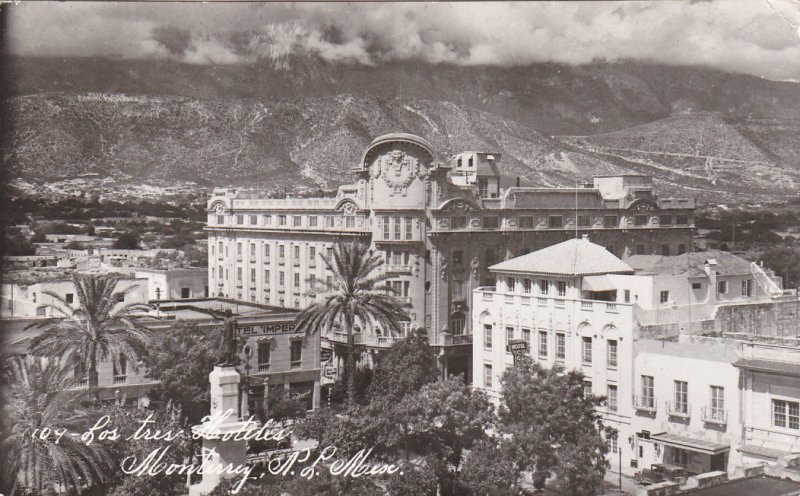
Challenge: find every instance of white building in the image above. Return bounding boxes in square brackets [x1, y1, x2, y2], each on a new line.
[472, 236, 800, 477]
[134, 267, 208, 300]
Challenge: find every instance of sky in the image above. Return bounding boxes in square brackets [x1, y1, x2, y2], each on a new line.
[5, 1, 800, 81]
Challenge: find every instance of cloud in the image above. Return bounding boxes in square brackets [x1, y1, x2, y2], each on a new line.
[5, 1, 800, 81]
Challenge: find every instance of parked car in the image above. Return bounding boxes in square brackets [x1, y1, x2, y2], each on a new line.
[634, 463, 688, 485]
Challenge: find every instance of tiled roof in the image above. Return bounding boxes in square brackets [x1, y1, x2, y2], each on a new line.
[626, 250, 753, 277]
[490, 236, 634, 276]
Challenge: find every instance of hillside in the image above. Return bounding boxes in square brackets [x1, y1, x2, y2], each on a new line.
[559, 112, 800, 196]
[3, 57, 800, 201]
[6, 56, 800, 136]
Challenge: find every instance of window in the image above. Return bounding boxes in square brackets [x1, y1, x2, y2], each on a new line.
[250, 268, 256, 283]
[250, 215, 257, 225]
[453, 250, 463, 265]
[237, 267, 242, 281]
[394, 218, 401, 240]
[660, 290, 670, 304]
[450, 312, 465, 334]
[217, 215, 224, 224]
[485, 249, 495, 266]
[451, 216, 466, 229]
[604, 215, 618, 228]
[538, 331, 548, 358]
[290, 340, 303, 367]
[484, 364, 493, 388]
[634, 214, 648, 226]
[773, 399, 800, 429]
[583, 380, 593, 398]
[483, 216, 499, 229]
[662, 245, 671, 256]
[236, 214, 244, 225]
[345, 216, 355, 229]
[557, 281, 567, 297]
[710, 386, 724, 417]
[624, 289, 631, 303]
[636, 244, 646, 255]
[237, 242, 243, 256]
[676, 214, 689, 225]
[539, 280, 549, 295]
[250, 243, 256, 257]
[607, 385, 618, 412]
[293, 245, 300, 261]
[582, 337, 592, 364]
[718, 281, 728, 294]
[66, 293, 74, 304]
[405, 217, 413, 240]
[577, 215, 591, 227]
[522, 328, 531, 347]
[660, 214, 672, 226]
[506, 327, 514, 348]
[257, 342, 271, 371]
[452, 280, 464, 298]
[556, 333, 566, 360]
[484, 324, 493, 349]
[548, 216, 563, 228]
[523, 279, 532, 294]
[279, 271, 285, 287]
[507, 277, 516, 292]
[278, 215, 287, 226]
[113, 353, 127, 378]
[393, 251, 402, 266]
[264, 270, 270, 286]
[293, 216, 302, 227]
[325, 216, 335, 228]
[519, 216, 534, 228]
[607, 340, 618, 368]
[264, 214, 272, 225]
[308, 216, 318, 227]
[309, 246, 316, 265]
[278, 245, 285, 260]
[742, 279, 753, 297]
[674, 381, 688, 414]
[641, 376, 654, 408]
[294, 273, 300, 288]
[309, 274, 316, 290]
[478, 178, 489, 198]
[610, 433, 618, 454]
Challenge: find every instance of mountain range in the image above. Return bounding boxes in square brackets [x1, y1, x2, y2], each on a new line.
[3, 56, 800, 201]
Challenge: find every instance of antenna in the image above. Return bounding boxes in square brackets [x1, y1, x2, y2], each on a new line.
[575, 179, 579, 239]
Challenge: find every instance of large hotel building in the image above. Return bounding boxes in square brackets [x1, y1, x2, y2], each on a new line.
[206, 133, 695, 380]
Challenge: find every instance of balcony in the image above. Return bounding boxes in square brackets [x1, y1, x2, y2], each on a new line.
[113, 375, 127, 385]
[278, 258, 285, 266]
[581, 301, 593, 311]
[634, 395, 657, 413]
[504, 295, 515, 304]
[666, 401, 691, 419]
[250, 257, 257, 264]
[701, 407, 728, 425]
[482, 293, 494, 302]
[236, 256, 243, 263]
[258, 363, 270, 372]
[290, 362, 301, 370]
[606, 303, 618, 313]
[537, 297, 548, 307]
[554, 299, 565, 309]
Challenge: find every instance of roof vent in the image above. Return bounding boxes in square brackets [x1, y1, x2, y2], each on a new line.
[582, 234, 590, 241]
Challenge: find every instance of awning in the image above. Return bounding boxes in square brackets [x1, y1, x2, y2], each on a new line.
[734, 358, 800, 377]
[650, 432, 729, 455]
[739, 445, 790, 460]
[582, 275, 617, 292]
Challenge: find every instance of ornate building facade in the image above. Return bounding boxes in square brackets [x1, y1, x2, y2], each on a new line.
[206, 133, 696, 380]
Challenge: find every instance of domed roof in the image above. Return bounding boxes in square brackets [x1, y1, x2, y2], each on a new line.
[359, 133, 437, 167]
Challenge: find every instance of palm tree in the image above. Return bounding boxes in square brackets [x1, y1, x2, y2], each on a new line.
[27, 273, 152, 389]
[1, 355, 114, 495]
[295, 242, 409, 409]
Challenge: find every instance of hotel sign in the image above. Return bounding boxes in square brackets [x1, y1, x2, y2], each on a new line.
[237, 322, 296, 337]
[508, 339, 529, 367]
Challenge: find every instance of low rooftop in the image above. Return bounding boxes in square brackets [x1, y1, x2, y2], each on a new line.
[626, 250, 753, 278]
[676, 475, 800, 496]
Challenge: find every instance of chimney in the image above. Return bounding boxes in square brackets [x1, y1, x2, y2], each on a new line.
[582, 234, 590, 242]
[705, 259, 718, 304]
[516, 177, 520, 187]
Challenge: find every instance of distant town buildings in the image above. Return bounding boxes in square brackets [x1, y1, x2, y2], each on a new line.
[207, 133, 696, 377]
